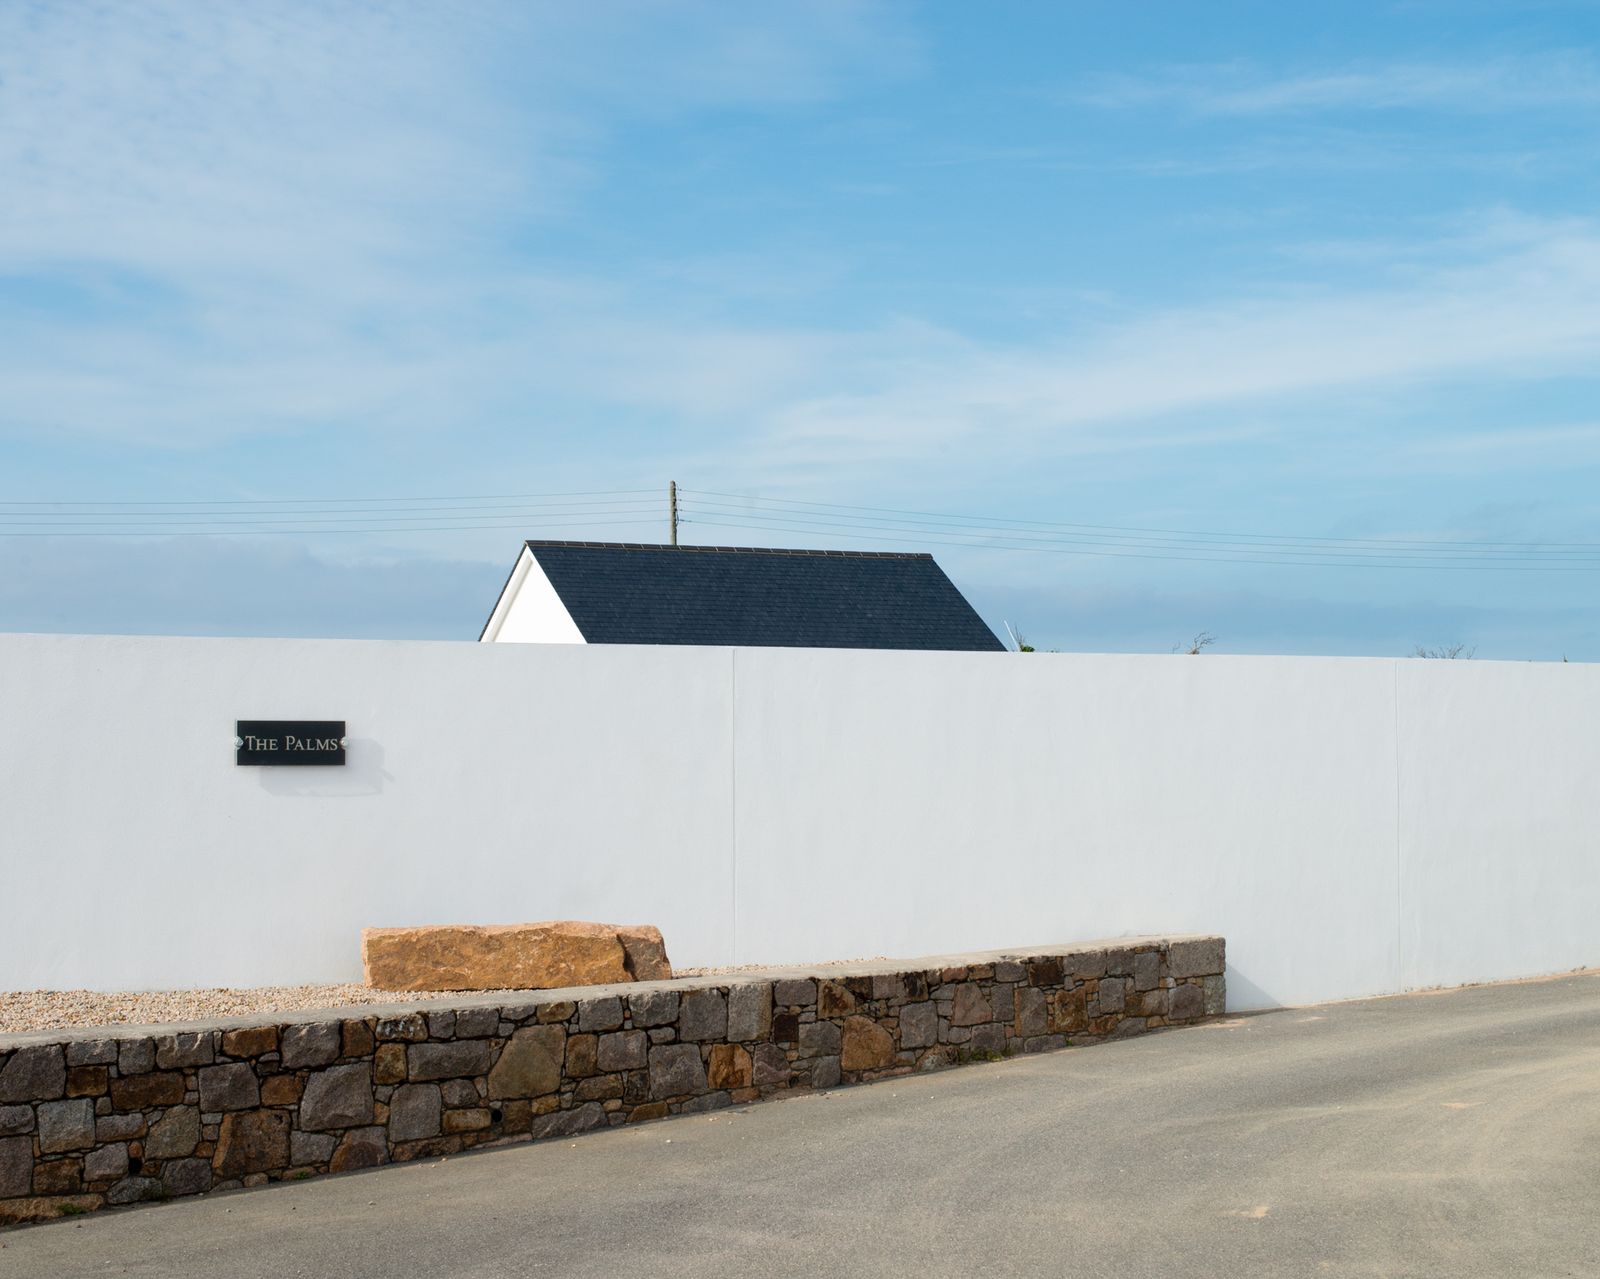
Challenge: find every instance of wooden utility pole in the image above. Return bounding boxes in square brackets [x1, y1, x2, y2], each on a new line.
[669, 480, 678, 546]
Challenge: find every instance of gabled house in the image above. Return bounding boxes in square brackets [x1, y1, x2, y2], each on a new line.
[479, 540, 1005, 651]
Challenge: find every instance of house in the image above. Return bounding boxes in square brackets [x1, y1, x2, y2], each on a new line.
[479, 540, 1005, 650]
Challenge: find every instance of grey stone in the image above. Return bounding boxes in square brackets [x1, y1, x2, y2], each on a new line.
[1203, 974, 1227, 1016]
[628, 989, 680, 1029]
[1013, 987, 1048, 1038]
[679, 989, 728, 1042]
[1168, 937, 1225, 979]
[198, 1062, 260, 1112]
[798, 1021, 841, 1057]
[899, 1001, 938, 1049]
[388, 1084, 443, 1142]
[648, 1044, 707, 1099]
[0, 1135, 31, 1197]
[426, 1010, 457, 1039]
[105, 1175, 164, 1205]
[300, 1063, 375, 1131]
[155, 1032, 214, 1069]
[969, 1024, 1007, 1054]
[1070, 950, 1108, 981]
[118, 1038, 155, 1075]
[647, 1027, 675, 1044]
[1134, 951, 1161, 992]
[807, 1056, 841, 1089]
[679, 1091, 731, 1114]
[161, 1157, 213, 1197]
[726, 984, 773, 1042]
[290, 1131, 337, 1165]
[774, 979, 816, 1007]
[0, 1104, 33, 1136]
[144, 1106, 200, 1159]
[1105, 948, 1135, 978]
[440, 1078, 478, 1108]
[281, 1022, 343, 1068]
[83, 1142, 129, 1181]
[994, 961, 1026, 983]
[375, 1013, 429, 1042]
[1170, 983, 1205, 1021]
[576, 997, 624, 1032]
[455, 1008, 499, 1038]
[0, 1044, 65, 1102]
[38, 1098, 96, 1153]
[96, 1114, 145, 1142]
[486, 1026, 563, 1099]
[1097, 977, 1127, 1015]
[407, 1040, 494, 1082]
[751, 1043, 791, 1087]
[67, 1038, 119, 1067]
[529, 1102, 606, 1140]
[1140, 987, 1170, 1017]
[597, 1030, 647, 1072]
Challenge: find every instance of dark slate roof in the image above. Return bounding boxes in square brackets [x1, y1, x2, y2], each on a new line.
[503, 541, 1005, 650]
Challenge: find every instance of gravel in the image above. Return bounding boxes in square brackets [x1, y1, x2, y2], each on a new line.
[0, 985, 522, 1035]
[1, 956, 890, 1036]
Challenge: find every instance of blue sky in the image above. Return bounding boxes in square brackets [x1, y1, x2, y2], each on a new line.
[4, 1, 1600, 657]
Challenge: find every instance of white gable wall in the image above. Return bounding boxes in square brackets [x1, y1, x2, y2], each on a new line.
[480, 547, 587, 644]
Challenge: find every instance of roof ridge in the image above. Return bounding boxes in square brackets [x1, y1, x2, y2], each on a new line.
[523, 540, 933, 560]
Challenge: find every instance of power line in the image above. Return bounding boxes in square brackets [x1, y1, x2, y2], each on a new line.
[0, 488, 658, 507]
[684, 489, 1600, 552]
[681, 501, 1600, 565]
[682, 514, 1600, 572]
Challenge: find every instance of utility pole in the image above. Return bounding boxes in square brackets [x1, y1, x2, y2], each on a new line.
[669, 480, 678, 546]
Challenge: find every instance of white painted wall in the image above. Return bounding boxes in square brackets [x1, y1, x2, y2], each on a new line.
[2, 632, 1596, 1009]
[479, 548, 586, 644]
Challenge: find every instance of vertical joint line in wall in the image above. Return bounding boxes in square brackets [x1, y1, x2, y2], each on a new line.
[1392, 660, 1403, 990]
[730, 648, 738, 966]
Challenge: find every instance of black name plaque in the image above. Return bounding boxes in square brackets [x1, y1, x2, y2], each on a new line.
[235, 720, 346, 766]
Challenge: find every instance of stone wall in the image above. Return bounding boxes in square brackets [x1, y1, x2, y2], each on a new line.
[0, 934, 1224, 1226]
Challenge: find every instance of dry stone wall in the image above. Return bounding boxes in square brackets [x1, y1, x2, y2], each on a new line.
[0, 934, 1224, 1226]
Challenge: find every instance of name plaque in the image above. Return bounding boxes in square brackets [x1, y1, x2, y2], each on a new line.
[235, 720, 347, 766]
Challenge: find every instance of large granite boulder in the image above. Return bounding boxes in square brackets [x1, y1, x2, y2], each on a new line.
[362, 922, 672, 992]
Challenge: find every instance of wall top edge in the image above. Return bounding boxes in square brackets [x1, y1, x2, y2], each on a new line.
[0, 934, 1224, 1051]
[1, 631, 1591, 668]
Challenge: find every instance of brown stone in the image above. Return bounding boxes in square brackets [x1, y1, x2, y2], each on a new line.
[342, 1021, 375, 1058]
[616, 926, 673, 980]
[817, 981, 856, 1018]
[373, 1043, 408, 1085]
[1046, 987, 1087, 1034]
[110, 1071, 185, 1110]
[442, 1108, 491, 1133]
[220, 1026, 279, 1059]
[565, 1034, 598, 1079]
[66, 1066, 109, 1097]
[33, 1159, 82, 1196]
[260, 1075, 303, 1106]
[840, 1017, 896, 1072]
[213, 1110, 290, 1178]
[706, 1044, 752, 1090]
[361, 921, 671, 992]
[329, 1126, 388, 1173]
[626, 1101, 669, 1123]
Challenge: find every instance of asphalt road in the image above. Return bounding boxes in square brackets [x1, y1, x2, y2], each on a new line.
[8, 972, 1600, 1278]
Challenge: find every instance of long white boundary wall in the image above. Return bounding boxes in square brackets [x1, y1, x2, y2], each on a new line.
[3, 633, 1598, 1009]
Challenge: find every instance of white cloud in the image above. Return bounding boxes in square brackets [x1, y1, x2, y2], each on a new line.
[1081, 52, 1600, 116]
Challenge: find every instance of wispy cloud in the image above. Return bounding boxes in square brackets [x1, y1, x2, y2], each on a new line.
[1082, 52, 1600, 115]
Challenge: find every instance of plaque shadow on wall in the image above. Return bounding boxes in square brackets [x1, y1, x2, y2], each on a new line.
[256, 738, 390, 797]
